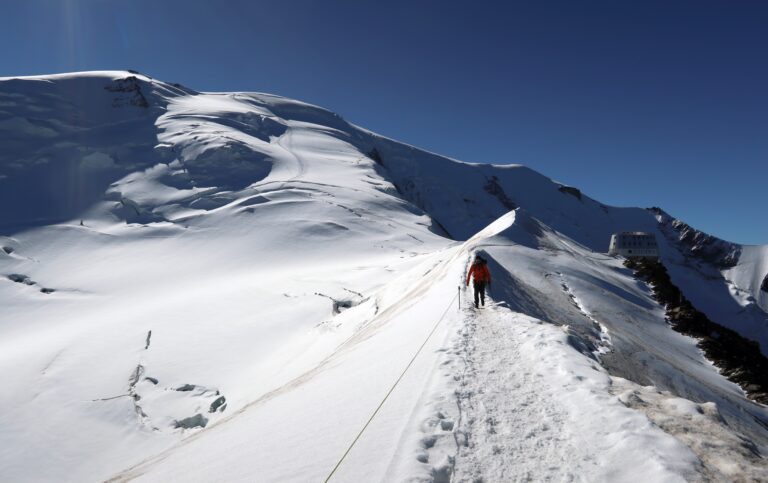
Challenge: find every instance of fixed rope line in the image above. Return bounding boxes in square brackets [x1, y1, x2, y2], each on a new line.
[324, 289, 461, 482]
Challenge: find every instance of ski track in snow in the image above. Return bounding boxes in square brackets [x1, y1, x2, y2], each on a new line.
[275, 125, 307, 183]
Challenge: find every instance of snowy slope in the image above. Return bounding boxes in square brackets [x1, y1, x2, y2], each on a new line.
[1, 71, 767, 482]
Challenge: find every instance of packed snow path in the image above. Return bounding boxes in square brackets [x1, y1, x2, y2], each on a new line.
[418, 302, 702, 482]
[451, 305, 588, 481]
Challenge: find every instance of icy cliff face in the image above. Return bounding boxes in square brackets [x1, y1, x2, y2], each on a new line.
[1, 71, 767, 482]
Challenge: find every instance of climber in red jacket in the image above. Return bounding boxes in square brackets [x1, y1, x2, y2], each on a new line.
[466, 255, 491, 308]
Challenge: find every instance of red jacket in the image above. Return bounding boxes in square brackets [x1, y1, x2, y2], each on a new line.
[466, 263, 491, 285]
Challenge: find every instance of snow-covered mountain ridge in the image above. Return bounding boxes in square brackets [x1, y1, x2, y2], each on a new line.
[1, 71, 767, 481]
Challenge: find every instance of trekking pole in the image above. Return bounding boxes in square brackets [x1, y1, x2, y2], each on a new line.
[457, 286, 461, 311]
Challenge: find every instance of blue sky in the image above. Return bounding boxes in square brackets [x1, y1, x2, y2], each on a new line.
[1, 0, 766, 243]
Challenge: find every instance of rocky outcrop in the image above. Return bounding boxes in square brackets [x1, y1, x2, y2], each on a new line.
[8, 273, 34, 285]
[105, 76, 150, 108]
[761, 274, 768, 293]
[558, 185, 582, 201]
[368, 148, 384, 166]
[174, 414, 208, 429]
[484, 175, 517, 211]
[650, 208, 740, 268]
[626, 258, 768, 404]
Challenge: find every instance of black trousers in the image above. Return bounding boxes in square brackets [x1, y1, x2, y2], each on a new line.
[473, 281, 486, 307]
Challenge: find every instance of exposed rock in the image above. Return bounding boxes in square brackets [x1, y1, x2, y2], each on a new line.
[368, 147, 384, 166]
[8, 274, 35, 285]
[127, 364, 148, 420]
[209, 395, 227, 413]
[314, 292, 360, 315]
[129, 364, 144, 388]
[483, 175, 517, 211]
[558, 185, 582, 201]
[626, 259, 768, 404]
[761, 274, 768, 293]
[650, 208, 740, 268]
[104, 76, 150, 108]
[174, 414, 208, 429]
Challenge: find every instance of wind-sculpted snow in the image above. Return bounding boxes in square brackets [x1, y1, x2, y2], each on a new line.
[0, 72, 193, 232]
[0, 71, 767, 481]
